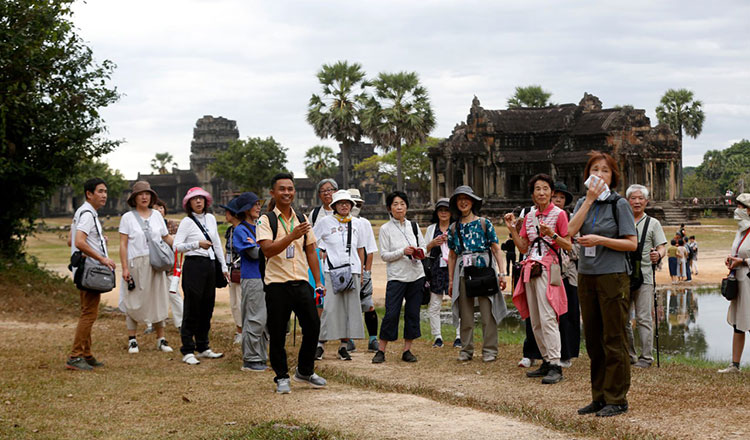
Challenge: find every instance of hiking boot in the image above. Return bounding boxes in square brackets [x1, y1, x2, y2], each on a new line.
[541, 365, 563, 384]
[182, 353, 200, 365]
[432, 338, 444, 348]
[276, 378, 291, 394]
[337, 346, 352, 361]
[315, 346, 324, 360]
[241, 361, 268, 372]
[718, 364, 741, 374]
[401, 350, 417, 363]
[368, 339, 379, 352]
[66, 357, 93, 371]
[293, 368, 327, 388]
[453, 338, 462, 348]
[372, 350, 385, 363]
[84, 356, 104, 368]
[347, 339, 356, 352]
[196, 349, 223, 359]
[595, 404, 628, 417]
[633, 359, 652, 369]
[457, 351, 473, 362]
[526, 361, 551, 378]
[577, 401, 605, 415]
[157, 338, 173, 353]
[128, 339, 139, 354]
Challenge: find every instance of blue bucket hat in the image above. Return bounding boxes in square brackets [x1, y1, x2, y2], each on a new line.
[219, 192, 261, 215]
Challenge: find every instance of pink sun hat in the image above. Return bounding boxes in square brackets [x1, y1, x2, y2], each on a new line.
[182, 187, 213, 211]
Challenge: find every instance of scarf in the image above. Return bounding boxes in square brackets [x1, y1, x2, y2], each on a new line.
[735, 207, 750, 232]
[334, 213, 352, 223]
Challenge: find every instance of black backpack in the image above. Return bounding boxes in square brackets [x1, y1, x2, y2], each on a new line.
[628, 216, 651, 292]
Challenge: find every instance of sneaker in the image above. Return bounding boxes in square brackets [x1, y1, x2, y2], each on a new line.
[182, 353, 200, 365]
[560, 359, 573, 368]
[337, 346, 352, 361]
[128, 339, 139, 354]
[241, 361, 268, 372]
[157, 338, 173, 353]
[526, 361, 551, 378]
[196, 349, 223, 359]
[372, 350, 385, 363]
[276, 378, 291, 394]
[84, 356, 104, 367]
[432, 338, 444, 348]
[293, 368, 327, 388]
[633, 359, 652, 369]
[458, 351, 473, 362]
[577, 401, 605, 415]
[368, 339, 379, 352]
[143, 325, 155, 335]
[518, 357, 532, 368]
[718, 364, 741, 374]
[401, 350, 417, 363]
[66, 357, 93, 371]
[482, 354, 497, 363]
[315, 346, 324, 360]
[453, 338, 462, 348]
[233, 333, 242, 345]
[347, 339, 356, 352]
[542, 365, 563, 384]
[595, 404, 628, 417]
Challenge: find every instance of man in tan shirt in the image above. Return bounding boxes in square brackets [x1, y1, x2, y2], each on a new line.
[257, 173, 327, 394]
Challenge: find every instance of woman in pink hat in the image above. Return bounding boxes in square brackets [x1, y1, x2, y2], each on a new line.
[173, 187, 228, 365]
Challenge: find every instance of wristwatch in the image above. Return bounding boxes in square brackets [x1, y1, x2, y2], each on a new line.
[551, 233, 559, 240]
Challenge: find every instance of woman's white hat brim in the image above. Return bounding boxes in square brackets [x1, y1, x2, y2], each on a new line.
[331, 189, 355, 207]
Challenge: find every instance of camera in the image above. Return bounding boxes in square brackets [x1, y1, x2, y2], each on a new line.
[127, 278, 136, 291]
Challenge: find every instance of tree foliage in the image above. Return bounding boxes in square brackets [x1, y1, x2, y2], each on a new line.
[304, 145, 338, 183]
[0, 0, 120, 255]
[210, 137, 288, 194]
[151, 152, 177, 174]
[71, 159, 128, 199]
[361, 71, 435, 191]
[688, 139, 750, 196]
[354, 137, 439, 194]
[306, 61, 369, 188]
[655, 88, 705, 141]
[507, 85, 554, 108]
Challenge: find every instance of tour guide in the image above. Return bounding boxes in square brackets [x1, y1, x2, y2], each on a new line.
[256, 172, 327, 394]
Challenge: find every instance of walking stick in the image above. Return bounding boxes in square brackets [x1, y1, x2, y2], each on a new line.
[652, 262, 660, 368]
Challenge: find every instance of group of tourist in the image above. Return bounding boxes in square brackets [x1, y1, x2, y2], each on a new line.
[63, 149, 750, 418]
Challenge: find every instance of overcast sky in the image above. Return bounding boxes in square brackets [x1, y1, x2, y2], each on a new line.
[71, 0, 750, 180]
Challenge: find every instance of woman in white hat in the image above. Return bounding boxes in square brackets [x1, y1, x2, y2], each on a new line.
[173, 187, 228, 365]
[118, 181, 174, 354]
[312, 190, 366, 361]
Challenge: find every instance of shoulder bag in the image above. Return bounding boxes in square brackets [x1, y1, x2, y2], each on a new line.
[458, 218, 500, 298]
[189, 215, 228, 289]
[132, 210, 175, 272]
[71, 211, 116, 294]
[327, 221, 354, 294]
[722, 228, 750, 301]
[628, 216, 651, 292]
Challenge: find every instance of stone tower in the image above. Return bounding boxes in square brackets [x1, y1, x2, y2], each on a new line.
[189, 115, 239, 197]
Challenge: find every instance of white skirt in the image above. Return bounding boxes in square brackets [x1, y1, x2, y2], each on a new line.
[120, 255, 169, 324]
[320, 273, 365, 340]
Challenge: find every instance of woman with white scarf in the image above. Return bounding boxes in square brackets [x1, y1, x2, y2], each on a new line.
[719, 193, 750, 373]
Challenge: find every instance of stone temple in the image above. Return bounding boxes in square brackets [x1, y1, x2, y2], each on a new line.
[428, 94, 682, 204]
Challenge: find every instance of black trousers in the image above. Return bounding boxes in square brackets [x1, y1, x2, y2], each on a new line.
[180, 256, 216, 355]
[379, 278, 424, 341]
[265, 281, 320, 381]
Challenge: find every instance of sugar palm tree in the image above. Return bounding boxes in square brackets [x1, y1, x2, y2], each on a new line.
[306, 61, 369, 188]
[151, 152, 177, 174]
[304, 145, 339, 183]
[362, 71, 435, 191]
[507, 85, 554, 108]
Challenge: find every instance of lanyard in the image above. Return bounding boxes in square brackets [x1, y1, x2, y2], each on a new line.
[278, 213, 294, 234]
[591, 205, 601, 229]
[395, 220, 413, 246]
[733, 228, 750, 257]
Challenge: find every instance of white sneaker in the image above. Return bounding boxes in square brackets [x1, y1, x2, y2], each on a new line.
[233, 333, 242, 345]
[157, 338, 173, 353]
[196, 349, 223, 359]
[718, 364, 741, 374]
[128, 339, 139, 354]
[182, 353, 200, 365]
[560, 359, 573, 368]
[518, 357, 531, 368]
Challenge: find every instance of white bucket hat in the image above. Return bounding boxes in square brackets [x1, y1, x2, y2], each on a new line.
[347, 188, 364, 205]
[331, 190, 355, 209]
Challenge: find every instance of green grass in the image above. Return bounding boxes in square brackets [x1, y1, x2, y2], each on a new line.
[222, 420, 349, 440]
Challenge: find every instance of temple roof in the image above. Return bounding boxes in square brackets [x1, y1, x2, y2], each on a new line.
[482, 104, 579, 134]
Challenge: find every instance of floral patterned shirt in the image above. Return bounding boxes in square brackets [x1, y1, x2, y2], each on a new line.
[447, 217, 498, 254]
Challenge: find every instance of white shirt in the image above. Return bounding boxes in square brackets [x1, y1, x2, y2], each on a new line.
[118, 210, 168, 259]
[71, 201, 107, 258]
[358, 216, 378, 254]
[173, 212, 226, 268]
[314, 216, 366, 275]
[379, 217, 426, 283]
[308, 206, 333, 228]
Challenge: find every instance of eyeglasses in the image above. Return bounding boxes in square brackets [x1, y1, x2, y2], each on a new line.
[319, 188, 335, 195]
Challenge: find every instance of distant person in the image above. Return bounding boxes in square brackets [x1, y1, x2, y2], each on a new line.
[154, 199, 183, 330]
[66, 178, 116, 371]
[677, 239, 688, 282]
[688, 236, 699, 275]
[501, 236, 516, 277]
[219, 197, 244, 344]
[718, 193, 750, 373]
[257, 173, 327, 393]
[667, 239, 678, 284]
[625, 184, 667, 368]
[726, 189, 734, 205]
[173, 187, 228, 365]
[118, 181, 174, 355]
[678, 223, 686, 239]
[309, 178, 338, 228]
[424, 198, 453, 348]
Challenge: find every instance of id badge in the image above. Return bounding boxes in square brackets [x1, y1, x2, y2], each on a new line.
[285, 245, 295, 259]
[462, 254, 473, 267]
[584, 246, 596, 257]
[439, 258, 447, 268]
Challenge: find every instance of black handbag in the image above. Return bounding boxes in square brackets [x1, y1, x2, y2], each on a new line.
[456, 220, 499, 298]
[628, 217, 651, 292]
[189, 215, 228, 288]
[721, 272, 738, 301]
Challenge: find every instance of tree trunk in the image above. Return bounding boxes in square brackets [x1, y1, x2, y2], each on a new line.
[396, 141, 404, 191]
[341, 140, 350, 189]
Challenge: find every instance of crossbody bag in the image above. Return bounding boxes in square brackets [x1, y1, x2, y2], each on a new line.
[327, 221, 354, 294]
[71, 211, 116, 293]
[457, 218, 499, 298]
[132, 210, 175, 272]
[188, 214, 228, 289]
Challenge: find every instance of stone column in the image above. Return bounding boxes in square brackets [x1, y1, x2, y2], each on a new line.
[430, 158, 438, 204]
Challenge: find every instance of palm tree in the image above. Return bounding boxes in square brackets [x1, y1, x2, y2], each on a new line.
[151, 152, 177, 174]
[655, 88, 705, 197]
[362, 71, 435, 191]
[507, 85, 554, 108]
[304, 145, 339, 183]
[306, 61, 369, 188]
